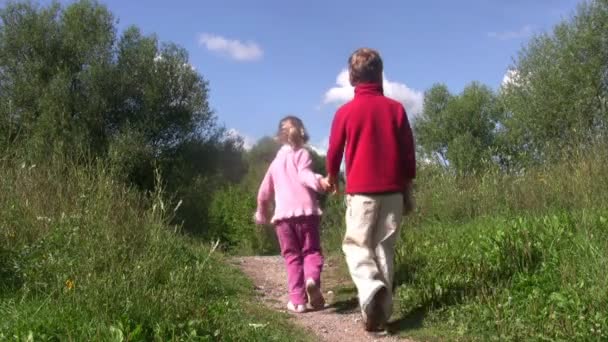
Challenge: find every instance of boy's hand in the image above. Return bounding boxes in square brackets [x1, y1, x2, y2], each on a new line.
[403, 182, 415, 215]
[326, 174, 339, 194]
[403, 193, 415, 215]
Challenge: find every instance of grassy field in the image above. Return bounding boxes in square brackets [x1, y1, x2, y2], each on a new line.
[0, 161, 308, 341]
[3, 146, 608, 341]
[320, 146, 608, 341]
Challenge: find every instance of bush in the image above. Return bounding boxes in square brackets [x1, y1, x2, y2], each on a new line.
[208, 184, 279, 255]
[319, 195, 346, 253]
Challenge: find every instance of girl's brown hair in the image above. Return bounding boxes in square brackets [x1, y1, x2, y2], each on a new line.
[276, 115, 309, 147]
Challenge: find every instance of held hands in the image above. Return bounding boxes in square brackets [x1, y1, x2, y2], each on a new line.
[319, 177, 333, 193]
[320, 175, 339, 194]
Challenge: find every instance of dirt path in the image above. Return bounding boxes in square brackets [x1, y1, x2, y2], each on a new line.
[231, 256, 417, 342]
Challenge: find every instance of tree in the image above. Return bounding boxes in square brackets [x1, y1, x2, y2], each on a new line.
[415, 82, 503, 174]
[0, 0, 246, 234]
[414, 84, 453, 165]
[500, 0, 608, 165]
[0, 0, 116, 158]
[0, 0, 220, 165]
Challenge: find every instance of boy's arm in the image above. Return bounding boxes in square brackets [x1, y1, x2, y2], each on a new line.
[326, 110, 346, 187]
[255, 168, 274, 224]
[296, 149, 324, 192]
[400, 105, 416, 213]
[400, 105, 416, 181]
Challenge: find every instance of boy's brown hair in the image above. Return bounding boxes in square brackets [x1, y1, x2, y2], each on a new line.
[348, 48, 383, 85]
[276, 115, 309, 147]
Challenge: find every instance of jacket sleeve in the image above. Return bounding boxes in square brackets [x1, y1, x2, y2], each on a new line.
[296, 149, 324, 192]
[254, 167, 274, 224]
[400, 105, 416, 182]
[326, 109, 346, 178]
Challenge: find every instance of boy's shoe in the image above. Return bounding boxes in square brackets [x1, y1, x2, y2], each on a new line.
[287, 301, 306, 313]
[364, 286, 388, 332]
[305, 278, 325, 310]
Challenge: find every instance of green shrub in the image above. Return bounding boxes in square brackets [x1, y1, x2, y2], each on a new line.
[320, 195, 346, 253]
[208, 184, 279, 255]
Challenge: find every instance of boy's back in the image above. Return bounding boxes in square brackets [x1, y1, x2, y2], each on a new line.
[326, 83, 415, 195]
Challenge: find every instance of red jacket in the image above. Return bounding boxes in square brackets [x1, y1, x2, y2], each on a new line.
[326, 82, 416, 194]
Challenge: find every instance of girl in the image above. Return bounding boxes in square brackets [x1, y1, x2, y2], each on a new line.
[254, 116, 329, 313]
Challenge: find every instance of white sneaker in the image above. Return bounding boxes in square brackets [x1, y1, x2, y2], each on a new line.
[287, 301, 306, 313]
[305, 278, 326, 310]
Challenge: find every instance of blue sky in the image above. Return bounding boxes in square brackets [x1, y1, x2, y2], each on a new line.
[42, 0, 581, 151]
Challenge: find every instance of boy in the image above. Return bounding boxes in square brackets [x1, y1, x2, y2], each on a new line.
[325, 48, 416, 332]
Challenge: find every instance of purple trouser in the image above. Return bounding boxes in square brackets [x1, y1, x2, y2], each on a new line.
[275, 215, 324, 305]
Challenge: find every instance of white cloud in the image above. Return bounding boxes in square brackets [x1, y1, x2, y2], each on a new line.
[226, 129, 255, 150]
[198, 33, 263, 62]
[500, 68, 532, 92]
[153, 54, 196, 71]
[322, 69, 424, 118]
[308, 136, 346, 171]
[487, 25, 534, 40]
[323, 71, 354, 106]
[501, 69, 519, 87]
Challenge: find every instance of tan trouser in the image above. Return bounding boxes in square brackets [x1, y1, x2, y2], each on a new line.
[343, 193, 403, 320]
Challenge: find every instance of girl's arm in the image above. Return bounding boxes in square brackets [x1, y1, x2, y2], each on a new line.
[296, 149, 324, 193]
[255, 168, 274, 224]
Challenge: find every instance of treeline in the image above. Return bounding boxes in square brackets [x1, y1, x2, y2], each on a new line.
[0, 0, 327, 248]
[0, 0, 249, 235]
[1, 0, 607, 245]
[415, 0, 608, 173]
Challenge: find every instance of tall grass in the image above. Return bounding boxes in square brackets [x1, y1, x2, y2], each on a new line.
[314, 145, 608, 340]
[0, 159, 308, 341]
[409, 145, 608, 226]
[387, 145, 608, 340]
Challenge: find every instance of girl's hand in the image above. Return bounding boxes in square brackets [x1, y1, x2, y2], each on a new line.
[319, 177, 333, 192]
[254, 212, 269, 225]
[320, 175, 339, 194]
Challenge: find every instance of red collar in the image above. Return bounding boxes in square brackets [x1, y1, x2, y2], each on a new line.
[354, 82, 384, 96]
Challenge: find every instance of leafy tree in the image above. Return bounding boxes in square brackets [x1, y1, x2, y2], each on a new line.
[415, 82, 503, 174]
[500, 0, 608, 165]
[0, 0, 116, 159]
[0, 0, 221, 163]
[0, 0, 246, 234]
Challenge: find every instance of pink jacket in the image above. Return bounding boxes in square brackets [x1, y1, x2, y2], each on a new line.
[255, 145, 324, 224]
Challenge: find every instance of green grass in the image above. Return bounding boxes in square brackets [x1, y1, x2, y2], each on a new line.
[386, 147, 608, 341]
[394, 211, 608, 341]
[0, 161, 309, 341]
[318, 145, 608, 341]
